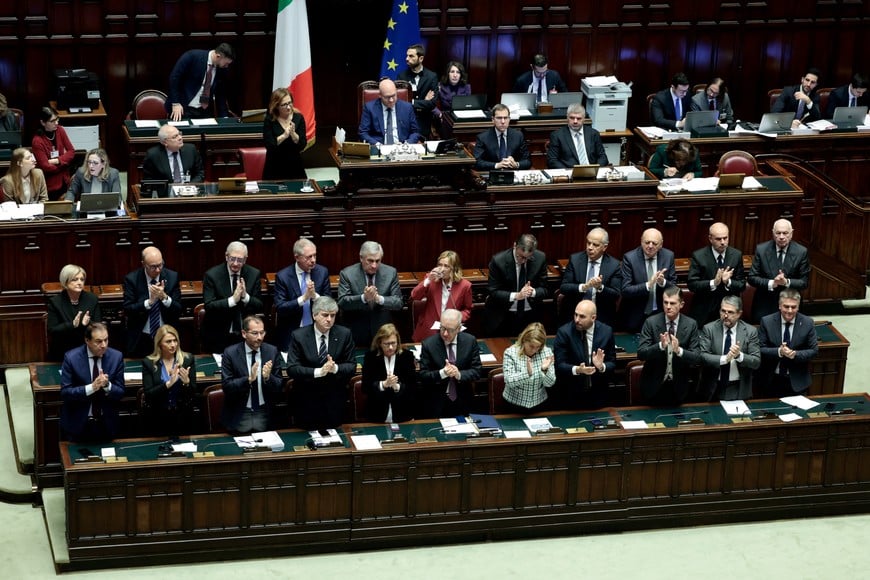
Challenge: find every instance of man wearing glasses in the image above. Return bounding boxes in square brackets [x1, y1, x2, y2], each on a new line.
[122, 246, 183, 357]
[485, 233, 549, 337]
[359, 78, 421, 146]
[650, 72, 693, 131]
[472, 103, 531, 171]
[419, 309, 482, 417]
[142, 123, 204, 184]
[202, 241, 264, 353]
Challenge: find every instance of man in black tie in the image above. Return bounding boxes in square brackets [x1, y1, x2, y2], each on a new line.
[771, 67, 822, 128]
[620, 228, 677, 333]
[825, 72, 869, 118]
[122, 245, 182, 357]
[698, 296, 760, 401]
[748, 219, 810, 323]
[559, 227, 622, 327]
[687, 222, 745, 324]
[689, 77, 735, 125]
[485, 233, 549, 337]
[397, 43, 438, 139]
[141, 124, 205, 184]
[472, 104, 531, 171]
[553, 300, 616, 410]
[757, 289, 818, 397]
[337, 241, 403, 346]
[202, 241, 264, 353]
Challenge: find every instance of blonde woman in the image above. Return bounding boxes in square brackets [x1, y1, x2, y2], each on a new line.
[502, 322, 555, 413]
[142, 325, 196, 436]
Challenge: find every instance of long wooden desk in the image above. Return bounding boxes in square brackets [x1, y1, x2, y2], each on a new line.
[59, 393, 870, 570]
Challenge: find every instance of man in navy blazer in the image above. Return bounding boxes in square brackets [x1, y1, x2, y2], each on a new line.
[485, 233, 549, 337]
[513, 53, 568, 101]
[220, 316, 285, 434]
[122, 245, 182, 357]
[620, 228, 677, 333]
[825, 73, 869, 118]
[546, 103, 609, 168]
[337, 241, 403, 346]
[287, 297, 356, 430]
[650, 72, 693, 130]
[274, 238, 331, 352]
[772, 67, 822, 126]
[687, 222, 745, 325]
[142, 124, 205, 184]
[359, 78, 421, 146]
[473, 104, 531, 171]
[553, 300, 616, 410]
[60, 322, 125, 442]
[559, 227, 622, 327]
[757, 289, 818, 397]
[166, 42, 234, 121]
[748, 219, 810, 323]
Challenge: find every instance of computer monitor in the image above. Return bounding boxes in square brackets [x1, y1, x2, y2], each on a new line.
[0, 131, 21, 150]
[757, 112, 795, 134]
[498, 92, 536, 111]
[451, 94, 486, 111]
[140, 179, 169, 199]
[548, 92, 584, 109]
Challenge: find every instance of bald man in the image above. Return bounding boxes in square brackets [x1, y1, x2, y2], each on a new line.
[619, 228, 677, 333]
[122, 246, 182, 357]
[687, 222, 745, 324]
[748, 219, 810, 322]
[358, 78, 421, 146]
[553, 300, 616, 409]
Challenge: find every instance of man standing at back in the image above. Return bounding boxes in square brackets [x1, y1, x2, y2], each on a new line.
[748, 219, 810, 323]
[620, 228, 677, 333]
[687, 222, 745, 325]
[202, 241, 264, 353]
[485, 233, 548, 337]
[274, 238, 331, 352]
[166, 42, 234, 121]
[513, 53, 568, 102]
[123, 245, 182, 357]
[397, 43, 438, 139]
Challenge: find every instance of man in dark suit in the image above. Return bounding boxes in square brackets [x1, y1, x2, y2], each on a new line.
[166, 42, 234, 121]
[220, 315, 285, 434]
[122, 245, 182, 357]
[757, 289, 818, 397]
[553, 300, 616, 410]
[419, 309, 483, 418]
[472, 103, 531, 171]
[748, 219, 810, 323]
[287, 297, 357, 430]
[650, 72, 692, 130]
[397, 43, 439, 139]
[687, 222, 745, 325]
[559, 227, 622, 327]
[141, 124, 205, 184]
[620, 228, 677, 333]
[60, 322, 125, 442]
[274, 238, 331, 352]
[698, 296, 761, 401]
[202, 241, 264, 353]
[485, 233, 549, 337]
[337, 241, 402, 346]
[359, 78, 421, 146]
[637, 286, 702, 405]
[546, 103, 609, 168]
[772, 67, 822, 127]
[513, 53, 568, 102]
[690, 77, 735, 125]
[825, 72, 869, 118]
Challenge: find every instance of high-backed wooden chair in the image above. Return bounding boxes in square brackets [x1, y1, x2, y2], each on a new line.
[203, 384, 224, 433]
[238, 147, 267, 181]
[193, 303, 206, 353]
[488, 367, 506, 415]
[350, 374, 366, 423]
[817, 87, 834, 118]
[357, 80, 411, 122]
[717, 150, 758, 176]
[625, 360, 644, 406]
[767, 89, 782, 111]
[131, 89, 168, 120]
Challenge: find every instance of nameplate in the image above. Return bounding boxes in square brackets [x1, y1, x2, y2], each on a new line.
[104, 456, 128, 463]
[192, 451, 215, 458]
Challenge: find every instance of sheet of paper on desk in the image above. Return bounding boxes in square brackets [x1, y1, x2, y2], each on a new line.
[453, 109, 487, 119]
[547, 168, 572, 179]
[503, 430, 532, 439]
[191, 118, 218, 126]
[584, 75, 619, 86]
[480, 353, 497, 363]
[134, 120, 161, 128]
[620, 420, 649, 429]
[638, 126, 666, 139]
[439, 418, 478, 433]
[742, 176, 763, 190]
[807, 120, 836, 131]
[683, 177, 719, 192]
[351, 434, 382, 450]
[335, 127, 347, 144]
[720, 400, 750, 416]
[124, 372, 143, 382]
[523, 417, 553, 432]
[212, 353, 222, 366]
[0, 203, 41, 219]
[380, 143, 425, 156]
[597, 166, 644, 179]
[245, 181, 259, 193]
[252, 431, 285, 451]
[172, 442, 198, 452]
[779, 413, 803, 422]
[168, 120, 190, 127]
[780, 395, 819, 410]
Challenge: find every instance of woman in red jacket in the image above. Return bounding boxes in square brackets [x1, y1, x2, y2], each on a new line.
[31, 106, 75, 200]
[409, 250, 473, 342]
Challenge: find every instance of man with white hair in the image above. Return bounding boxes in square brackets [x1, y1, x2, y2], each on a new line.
[202, 241, 264, 353]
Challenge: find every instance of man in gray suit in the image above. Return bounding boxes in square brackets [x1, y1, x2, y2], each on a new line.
[689, 77, 735, 125]
[699, 295, 761, 401]
[546, 103, 609, 168]
[337, 241, 403, 346]
[757, 289, 818, 397]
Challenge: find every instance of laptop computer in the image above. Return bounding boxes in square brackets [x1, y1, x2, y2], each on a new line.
[683, 110, 719, 133]
[499, 92, 536, 111]
[140, 179, 169, 199]
[717, 173, 744, 189]
[78, 192, 121, 214]
[572, 164, 600, 180]
[0, 130, 22, 150]
[548, 92, 584, 109]
[757, 112, 794, 135]
[451, 94, 486, 111]
[832, 106, 868, 129]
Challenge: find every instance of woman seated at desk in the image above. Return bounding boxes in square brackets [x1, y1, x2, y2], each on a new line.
[46, 264, 102, 361]
[263, 87, 307, 180]
[409, 250, 473, 342]
[142, 324, 195, 437]
[647, 138, 702, 180]
[32, 106, 75, 200]
[65, 148, 122, 203]
[0, 147, 47, 204]
[361, 323, 417, 423]
[435, 61, 472, 138]
[502, 322, 555, 414]
[0, 92, 19, 131]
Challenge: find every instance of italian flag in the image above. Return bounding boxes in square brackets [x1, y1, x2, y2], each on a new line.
[273, 0, 316, 143]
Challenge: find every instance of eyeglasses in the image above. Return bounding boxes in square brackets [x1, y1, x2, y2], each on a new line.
[279, 102, 293, 108]
[47, 118, 59, 123]
[87, 159, 103, 165]
[145, 262, 164, 271]
[227, 256, 246, 264]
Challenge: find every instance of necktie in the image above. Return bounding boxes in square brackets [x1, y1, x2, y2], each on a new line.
[717, 254, 725, 269]
[583, 331, 592, 388]
[668, 320, 676, 336]
[850, 95, 857, 108]
[498, 132, 507, 160]
[674, 97, 682, 120]
[385, 108, 394, 145]
[709, 98, 716, 111]
[586, 261, 597, 299]
[200, 64, 214, 107]
[318, 334, 328, 365]
[719, 329, 732, 387]
[664, 321, 675, 381]
[779, 322, 792, 376]
[517, 263, 527, 312]
[232, 273, 239, 289]
[537, 78, 544, 102]
[574, 131, 588, 164]
[646, 258, 656, 313]
[92, 356, 101, 381]
[172, 152, 181, 183]
[778, 250, 785, 266]
[148, 278, 161, 337]
[446, 343, 458, 401]
[91, 356, 102, 419]
[300, 271, 312, 326]
[795, 98, 805, 120]
[250, 350, 260, 410]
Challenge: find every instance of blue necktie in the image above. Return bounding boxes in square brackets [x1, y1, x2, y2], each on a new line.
[498, 133, 507, 160]
[250, 350, 260, 410]
[674, 97, 682, 120]
[300, 271, 312, 326]
[148, 278, 161, 337]
[385, 108, 394, 145]
[586, 261, 596, 299]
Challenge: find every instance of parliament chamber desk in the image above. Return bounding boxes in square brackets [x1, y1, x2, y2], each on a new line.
[58, 393, 870, 570]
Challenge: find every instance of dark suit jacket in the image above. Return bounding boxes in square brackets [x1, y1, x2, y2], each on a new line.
[619, 247, 677, 333]
[142, 143, 205, 183]
[202, 263, 264, 353]
[47, 291, 102, 361]
[648, 143, 703, 179]
[358, 98, 421, 145]
[60, 345, 125, 441]
[473, 127, 531, 170]
[825, 84, 870, 118]
[698, 319, 761, 400]
[263, 113, 307, 180]
[637, 313, 702, 404]
[166, 48, 229, 117]
[274, 263, 331, 351]
[220, 341, 285, 432]
[361, 349, 418, 422]
[771, 84, 821, 122]
[757, 312, 818, 393]
[65, 167, 122, 202]
[337, 263, 403, 346]
[747, 240, 810, 322]
[690, 90, 734, 124]
[687, 245, 746, 324]
[650, 88, 693, 130]
[553, 320, 616, 408]
[286, 325, 356, 430]
[398, 66, 439, 138]
[409, 278, 473, 342]
[559, 252, 622, 327]
[122, 267, 183, 353]
[485, 248, 549, 333]
[546, 125, 609, 168]
[419, 331, 482, 418]
[141, 354, 196, 435]
[513, 69, 568, 95]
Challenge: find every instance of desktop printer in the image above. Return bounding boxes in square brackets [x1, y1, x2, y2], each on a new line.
[54, 69, 101, 110]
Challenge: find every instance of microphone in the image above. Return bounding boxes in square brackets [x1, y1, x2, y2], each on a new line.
[748, 405, 797, 420]
[650, 409, 709, 426]
[115, 439, 174, 455]
[825, 399, 865, 416]
[201, 440, 245, 452]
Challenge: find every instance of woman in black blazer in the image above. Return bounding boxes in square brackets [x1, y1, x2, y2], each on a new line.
[361, 323, 418, 423]
[142, 324, 196, 437]
[46, 264, 102, 361]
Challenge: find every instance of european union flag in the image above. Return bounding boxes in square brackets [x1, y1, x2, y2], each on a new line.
[378, 0, 421, 79]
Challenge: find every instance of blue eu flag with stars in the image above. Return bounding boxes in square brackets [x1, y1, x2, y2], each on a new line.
[378, 0, 422, 79]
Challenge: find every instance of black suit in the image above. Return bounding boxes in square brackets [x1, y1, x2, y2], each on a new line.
[619, 247, 677, 333]
[419, 332, 482, 418]
[650, 88, 693, 130]
[46, 291, 102, 361]
[287, 325, 356, 430]
[166, 48, 230, 118]
[546, 125, 609, 168]
[142, 143, 205, 184]
[202, 263, 264, 354]
[637, 314, 702, 405]
[513, 69, 568, 96]
[122, 267, 183, 356]
[485, 248, 549, 336]
[825, 84, 870, 118]
[361, 349, 418, 422]
[747, 240, 810, 323]
[141, 354, 196, 436]
[398, 66, 439, 139]
[687, 246, 746, 324]
[221, 341, 285, 433]
[757, 312, 818, 396]
[553, 320, 616, 410]
[771, 85, 821, 122]
[559, 252, 622, 327]
[473, 127, 531, 171]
